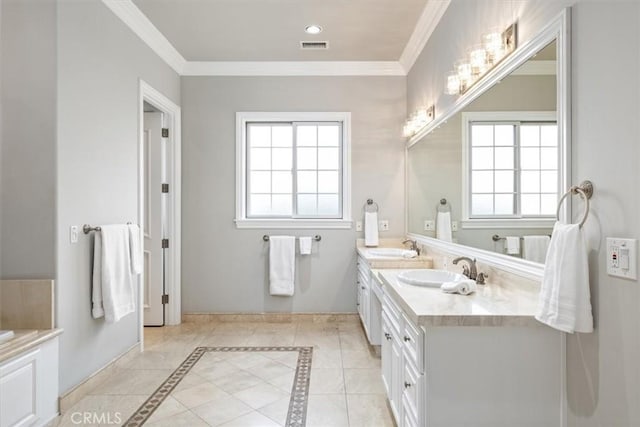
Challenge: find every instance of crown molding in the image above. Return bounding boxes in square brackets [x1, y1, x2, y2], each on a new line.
[102, 0, 186, 74]
[182, 61, 406, 76]
[399, 0, 451, 73]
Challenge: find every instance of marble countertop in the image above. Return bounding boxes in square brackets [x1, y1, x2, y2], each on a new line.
[378, 270, 542, 327]
[356, 245, 434, 269]
[0, 328, 63, 364]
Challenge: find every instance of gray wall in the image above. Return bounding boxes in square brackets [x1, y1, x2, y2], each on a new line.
[408, 1, 640, 425]
[56, 0, 180, 392]
[1, 0, 57, 278]
[408, 74, 556, 253]
[181, 76, 406, 313]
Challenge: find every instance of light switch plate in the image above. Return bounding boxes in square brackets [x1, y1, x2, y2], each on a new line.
[70, 225, 79, 244]
[606, 237, 637, 280]
[424, 220, 435, 231]
[378, 220, 389, 231]
[356, 221, 363, 232]
[452, 221, 459, 231]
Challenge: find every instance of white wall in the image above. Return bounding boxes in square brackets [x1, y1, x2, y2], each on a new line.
[407, 1, 640, 424]
[56, 0, 180, 393]
[181, 76, 406, 313]
[1, 0, 57, 279]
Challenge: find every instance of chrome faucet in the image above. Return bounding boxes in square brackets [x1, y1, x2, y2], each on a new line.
[452, 257, 477, 280]
[402, 239, 420, 255]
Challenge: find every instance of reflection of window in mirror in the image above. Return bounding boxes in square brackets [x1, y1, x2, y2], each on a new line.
[462, 112, 558, 222]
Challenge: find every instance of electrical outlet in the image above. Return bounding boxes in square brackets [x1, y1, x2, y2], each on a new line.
[356, 221, 363, 232]
[452, 221, 458, 231]
[607, 237, 637, 280]
[70, 225, 79, 243]
[378, 220, 389, 231]
[424, 220, 435, 231]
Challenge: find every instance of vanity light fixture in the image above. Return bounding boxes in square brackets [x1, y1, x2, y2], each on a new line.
[305, 25, 323, 35]
[445, 22, 518, 96]
[403, 105, 435, 138]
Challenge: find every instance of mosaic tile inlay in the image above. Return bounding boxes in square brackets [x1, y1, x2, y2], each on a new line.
[123, 346, 313, 427]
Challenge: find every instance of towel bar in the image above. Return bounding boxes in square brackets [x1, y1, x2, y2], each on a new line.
[556, 180, 593, 228]
[364, 199, 379, 213]
[83, 222, 133, 234]
[492, 234, 551, 242]
[263, 235, 321, 242]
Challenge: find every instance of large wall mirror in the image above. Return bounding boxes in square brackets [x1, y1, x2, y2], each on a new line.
[407, 10, 570, 276]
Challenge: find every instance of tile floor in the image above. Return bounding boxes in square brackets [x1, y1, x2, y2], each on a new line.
[54, 319, 395, 427]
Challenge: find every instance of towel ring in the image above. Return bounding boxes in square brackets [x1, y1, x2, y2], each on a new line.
[556, 180, 593, 228]
[364, 199, 379, 213]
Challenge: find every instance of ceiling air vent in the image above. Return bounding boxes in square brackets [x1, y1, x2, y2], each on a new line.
[300, 41, 329, 50]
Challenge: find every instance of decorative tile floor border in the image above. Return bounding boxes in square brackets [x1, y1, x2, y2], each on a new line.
[123, 346, 313, 427]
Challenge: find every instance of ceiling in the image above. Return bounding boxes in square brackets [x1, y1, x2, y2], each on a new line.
[132, 0, 429, 62]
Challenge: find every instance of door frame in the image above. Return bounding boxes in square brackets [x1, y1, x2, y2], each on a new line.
[138, 79, 182, 339]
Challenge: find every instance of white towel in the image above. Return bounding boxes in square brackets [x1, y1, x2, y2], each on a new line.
[441, 279, 477, 295]
[299, 236, 312, 255]
[535, 222, 593, 333]
[128, 224, 143, 274]
[402, 250, 418, 259]
[364, 211, 379, 247]
[505, 236, 521, 255]
[523, 235, 551, 263]
[436, 211, 452, 242]
[269, 236, 296, 296]
[92, 225, 137, 323]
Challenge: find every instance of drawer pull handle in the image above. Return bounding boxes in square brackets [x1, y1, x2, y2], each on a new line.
[404, 336, 411, 342]
[361, 286, 366, 290]
[384, 333, 391, 340]
[404, 381, 412, 389]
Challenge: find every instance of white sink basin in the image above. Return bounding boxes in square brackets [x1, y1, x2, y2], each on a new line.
[366, 248, 417, 259]
[397, 269, 465, 287]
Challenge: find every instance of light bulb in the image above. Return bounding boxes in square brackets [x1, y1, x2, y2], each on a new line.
[483, 31, 504, 64]
[469, 47, 487, 75]
[445, 72, 460, 95]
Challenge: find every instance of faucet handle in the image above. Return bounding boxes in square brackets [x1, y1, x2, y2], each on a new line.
[476, 272, 489, 285]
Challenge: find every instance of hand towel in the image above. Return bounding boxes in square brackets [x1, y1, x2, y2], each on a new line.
[269, 236, 296, 296]
[505, 236, 521, 255]
[299, 236, 312, 255]
[535, 222, 593, 333]
[436, 211, 452, 242]
[364, 211, 379, 247]
[402, 250, 418, 259]
[128, 224, 143, 274]
[440, 279, 477, 295]
[523, 235, 551, 263]
[92, 225, 137, 323]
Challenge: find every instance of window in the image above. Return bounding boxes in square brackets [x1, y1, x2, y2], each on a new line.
[462, 112, 558, 226]
[236, 112, 351, 228]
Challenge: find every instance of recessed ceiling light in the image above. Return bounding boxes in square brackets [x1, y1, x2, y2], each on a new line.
[305, 25, 323, 35]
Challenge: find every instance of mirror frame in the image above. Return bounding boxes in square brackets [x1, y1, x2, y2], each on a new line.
[405, 8, 571, 280]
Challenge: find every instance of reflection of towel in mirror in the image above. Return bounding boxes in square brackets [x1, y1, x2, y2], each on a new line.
[436, 211, 452, 242]
[536, 222, 593, 333]
[505, 236, 520, 255]
[523, 235, 551, 263]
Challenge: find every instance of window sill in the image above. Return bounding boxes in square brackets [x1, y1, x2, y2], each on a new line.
[235, 218, 353, 229]
[461, 218, 555, 229]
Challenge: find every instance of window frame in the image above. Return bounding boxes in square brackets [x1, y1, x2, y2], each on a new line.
[461, 111, 558, 229]
[235, 112, 352, 229]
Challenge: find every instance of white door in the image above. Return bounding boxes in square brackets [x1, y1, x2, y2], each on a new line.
[143, 112, 165, 326]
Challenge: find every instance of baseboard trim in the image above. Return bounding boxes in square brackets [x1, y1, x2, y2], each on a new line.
[182, 312, 358, 323]
[59, 343, 141, 414]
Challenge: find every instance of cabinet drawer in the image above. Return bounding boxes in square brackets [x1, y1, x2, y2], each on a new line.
[402, 314, 424, 372]
[357, 257, 370, 278]
[0, 349, 39, 427]
[402, 357, 422, 423]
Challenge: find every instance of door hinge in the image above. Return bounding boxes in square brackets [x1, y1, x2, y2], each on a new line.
[162, 238, 169, 249]
[162, 294, 169, 304]
[161, 183, 169, 193]
[162, 128, 169, 138]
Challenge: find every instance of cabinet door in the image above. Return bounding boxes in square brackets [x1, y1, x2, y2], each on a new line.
[0, 349, 39, 427]
[381, 315, 392, 397]
[390, 332, 403, 423]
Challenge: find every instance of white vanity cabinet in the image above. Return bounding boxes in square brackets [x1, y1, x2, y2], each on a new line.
[0, 336, 59, 427]
[356, 256, 382, 345]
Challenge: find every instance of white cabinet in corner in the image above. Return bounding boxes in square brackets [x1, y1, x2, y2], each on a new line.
[0, 336, 59, 427]
[356, 256, 382, 346]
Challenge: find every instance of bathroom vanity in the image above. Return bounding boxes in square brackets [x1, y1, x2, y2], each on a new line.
[377, 270, 564, 427]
